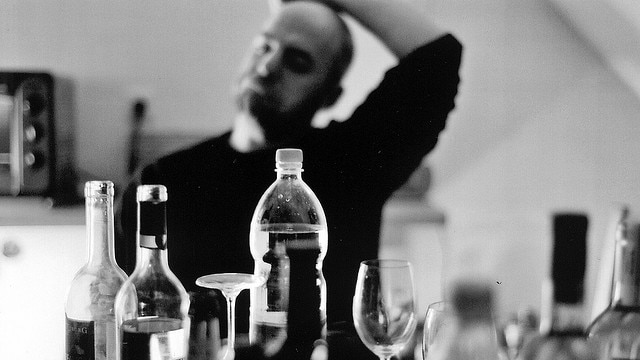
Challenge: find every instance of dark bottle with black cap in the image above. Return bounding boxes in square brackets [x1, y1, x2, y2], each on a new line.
[517, 213, 599, 360]
[268, 240, 325, 359]
[114, 185, 190, 360]
[232, 252, 328, 359]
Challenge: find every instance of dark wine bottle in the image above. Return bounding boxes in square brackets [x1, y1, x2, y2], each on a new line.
[114, 185, 190, 360]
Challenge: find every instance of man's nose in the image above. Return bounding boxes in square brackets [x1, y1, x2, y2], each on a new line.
[256, 48, 282, 78]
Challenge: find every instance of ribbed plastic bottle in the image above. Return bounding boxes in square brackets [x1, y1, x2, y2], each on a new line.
[249, 148, 328, 354]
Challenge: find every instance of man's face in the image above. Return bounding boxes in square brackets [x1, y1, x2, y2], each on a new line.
[234, 3, 343, 130]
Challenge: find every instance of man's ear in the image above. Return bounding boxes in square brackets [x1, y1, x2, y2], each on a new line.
[321, 85, 343, 109]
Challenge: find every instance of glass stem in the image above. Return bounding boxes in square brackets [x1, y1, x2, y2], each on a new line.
[226, 295, 237, 350]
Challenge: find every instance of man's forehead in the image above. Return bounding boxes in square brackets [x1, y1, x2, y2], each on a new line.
[264, 3, 343, 54]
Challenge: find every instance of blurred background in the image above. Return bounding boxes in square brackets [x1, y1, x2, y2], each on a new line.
[2, 0, 640, 357]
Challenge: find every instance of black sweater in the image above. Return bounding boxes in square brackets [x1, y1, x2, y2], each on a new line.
[115, 34, 463, 333]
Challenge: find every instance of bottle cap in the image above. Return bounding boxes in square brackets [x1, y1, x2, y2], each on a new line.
[552, 212, 588, 303]
[137, 185, 168, 248]
[84, 180, 114, 197]
[137, 184, 168, 202]
[276, 148, 303, 164]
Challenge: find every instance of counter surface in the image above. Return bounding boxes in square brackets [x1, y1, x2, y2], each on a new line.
[0, 196, 84, 225]
[0, 198, 444, 359]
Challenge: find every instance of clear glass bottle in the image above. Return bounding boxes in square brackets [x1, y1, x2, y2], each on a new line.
[587, 207, 640, 359]
[517, 213, 599, 360]
[249, 148, 328, 353]
[502, 307, 539, 360]
[65, 180, 128, 360]
[114, 185, 190, 360]
[425, 281, 506, 360]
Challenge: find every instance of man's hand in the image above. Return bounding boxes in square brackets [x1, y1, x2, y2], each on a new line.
[189, 318, 222, 360]
[278, 0, 446, 58]
[188, 290, 224, 359]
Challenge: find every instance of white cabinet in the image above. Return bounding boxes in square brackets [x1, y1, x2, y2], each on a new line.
[0, 225, 85, 360]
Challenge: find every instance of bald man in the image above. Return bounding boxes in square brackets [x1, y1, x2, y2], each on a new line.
[116, 0, 462, 341]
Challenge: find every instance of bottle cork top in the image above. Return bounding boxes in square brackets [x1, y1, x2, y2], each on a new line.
[84, 181, 114, 197]
[137, 184, 168, 202]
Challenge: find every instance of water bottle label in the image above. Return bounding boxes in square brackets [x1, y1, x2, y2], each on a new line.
[66, 317, 95, 360]
[149, 329, 186, 360]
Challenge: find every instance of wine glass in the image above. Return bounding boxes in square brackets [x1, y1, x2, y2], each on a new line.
[422, 301, 453, 360]
[196, 273, 265, 359]
[352, 259, 418, 360]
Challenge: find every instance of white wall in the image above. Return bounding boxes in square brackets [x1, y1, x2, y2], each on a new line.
[0, 0, 270, 184]
[4, 0, 640, 324]
[425, 0, 640, 320]
[0, 0, 395, 188]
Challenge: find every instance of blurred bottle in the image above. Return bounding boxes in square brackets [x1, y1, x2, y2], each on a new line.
[587, 207, 640, 359]
[517, 213, 599, 360]
[65, 181, 128, 360]
[426, 281, 507, 360]
[249, 148, 328, 354]
[114, 185, 190, 360]
[502, 308, 539, 360]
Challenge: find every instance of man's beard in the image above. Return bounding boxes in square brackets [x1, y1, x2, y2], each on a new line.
[257, 110, 315, 145]
[236, 85, 321, 144]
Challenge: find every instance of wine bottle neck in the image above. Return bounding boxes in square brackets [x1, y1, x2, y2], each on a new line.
[611, 234, 640, 307]
[85, 194, 117, 266]
[136, 244, 170, 271]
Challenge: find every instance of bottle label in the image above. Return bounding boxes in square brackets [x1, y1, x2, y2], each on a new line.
[139, 234, 167, 250]
[66, 317, 95, 360]
[150, 329, 186, 360]
[251, 310, 288, 324]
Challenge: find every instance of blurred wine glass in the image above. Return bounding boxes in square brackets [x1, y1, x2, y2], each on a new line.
[422, 301, 453, 359]
[352, 259, 418, 360]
